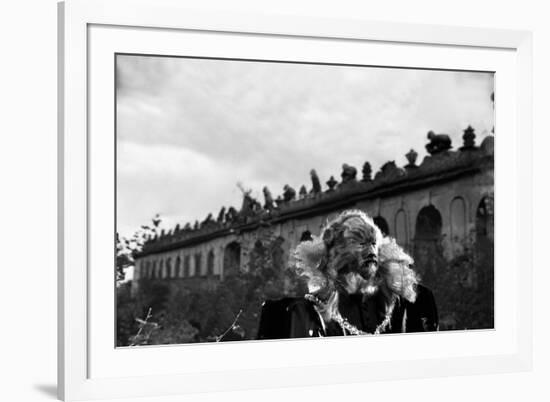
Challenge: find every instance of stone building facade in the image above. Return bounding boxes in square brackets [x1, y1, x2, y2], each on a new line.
[132, 127, 494, 296]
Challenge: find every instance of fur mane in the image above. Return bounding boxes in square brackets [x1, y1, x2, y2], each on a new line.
[291, 209, 419, 310]
[378, 237, 418, 302]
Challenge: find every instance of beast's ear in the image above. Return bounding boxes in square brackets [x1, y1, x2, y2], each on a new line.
[322, 222, 341, 248]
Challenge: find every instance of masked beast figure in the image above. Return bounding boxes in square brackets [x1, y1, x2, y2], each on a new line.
[257, 209, 438, 339]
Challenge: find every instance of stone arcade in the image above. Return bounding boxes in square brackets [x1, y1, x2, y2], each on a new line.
[132, 127, 494, 296]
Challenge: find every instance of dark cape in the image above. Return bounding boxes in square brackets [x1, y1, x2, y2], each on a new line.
[257, 284, 438, 339]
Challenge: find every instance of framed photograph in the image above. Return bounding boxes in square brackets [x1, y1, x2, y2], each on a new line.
[58, 0, 533, 400]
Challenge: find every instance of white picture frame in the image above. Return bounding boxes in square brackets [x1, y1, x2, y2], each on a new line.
[58, 0, 533, 400]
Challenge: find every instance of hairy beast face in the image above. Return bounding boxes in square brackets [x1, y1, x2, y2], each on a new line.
[324, 216, 382, 297]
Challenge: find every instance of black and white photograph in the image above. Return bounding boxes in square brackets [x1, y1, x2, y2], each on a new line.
[4, 0, 548, 399]
[115, 55, 495, 346]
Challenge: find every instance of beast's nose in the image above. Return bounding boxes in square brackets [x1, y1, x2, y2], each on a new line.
[364, 253, 378, 265]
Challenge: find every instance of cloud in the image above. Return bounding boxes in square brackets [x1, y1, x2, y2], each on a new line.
[117, 141, 251, 236]
[116, 56, 494, 237]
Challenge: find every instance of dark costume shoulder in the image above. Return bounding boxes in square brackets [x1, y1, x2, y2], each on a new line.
[256, 297, 324, 339]
[404, 284, 439, 332]
[256, 285, 438, 340]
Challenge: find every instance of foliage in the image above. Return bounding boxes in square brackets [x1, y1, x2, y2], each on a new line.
[414, 232, 494, 330]
[116, 218, 494, 346]
[116, 226, 306, 346]
[128, 307, 159, 346]
[116, 215, 161, 283]
[116, 281, 141, 346]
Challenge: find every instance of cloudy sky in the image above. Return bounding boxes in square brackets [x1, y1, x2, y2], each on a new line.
[116, 55, 494, 238]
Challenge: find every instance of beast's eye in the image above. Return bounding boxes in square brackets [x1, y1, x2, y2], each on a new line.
[360, 241, 377, 247]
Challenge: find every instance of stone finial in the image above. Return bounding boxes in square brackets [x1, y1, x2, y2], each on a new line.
[426, 131, 452, 155]
[193, 221, 199, 230]
[174, 224, 181, 232]
[275, 195, 284, 207]
[299, 185, 308, 199]
[340, 163, 357, 183]
[461, 125, 476, 149]
[405, 149, 418, 167]
[362, 162, 372, 182]
[217, 207, 226, 222]
[263, 186, 275, 210]
[283, 185, 296, 202]
[251, 198, 262, 212]
[374, 161, 405, 181]
[225, 207, 238, 222]
[326, 176, 338, 191]
[241, 192, 258, 215]
[183, 222, 191, 231]
[202, 213, 213, 225]
[310, 169, 322, 193]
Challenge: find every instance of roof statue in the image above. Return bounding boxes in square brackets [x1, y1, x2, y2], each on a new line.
[425, 131, 452, 154]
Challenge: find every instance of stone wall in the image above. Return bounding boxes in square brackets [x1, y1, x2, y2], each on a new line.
[133, 131, 494, 303]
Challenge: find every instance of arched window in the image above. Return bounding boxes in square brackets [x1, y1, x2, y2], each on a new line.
[300, 230, 313, 242]
[159, 259, 166, 278]
[450, 197, 467, 244]
[394, 210, 408, 247]
[207, 250, 215, 275]
[194, 253, 203, 276]
[476, 196, 494, 240]
[475, 195, 494, 267]
[475, 196, 494, 314]
[151, 260, 158, 279]
[414, 205, 444, 283]
[139, 261, 144, 278]
[223, 242, 241, 276]
[175, 256, 182, 277]
[183, 255, 191, 277]
[133, 261, 141, 280]
[373, 216, 390, 237]
[415, 205, 442, 241]
[144, 261, 150, 278]
[137, 261, 143, 279]
[166, 257, 173, 278]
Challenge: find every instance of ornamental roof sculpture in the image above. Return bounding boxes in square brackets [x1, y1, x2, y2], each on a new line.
[139, 128, 493, 256]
